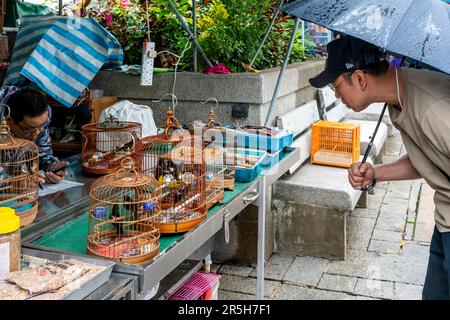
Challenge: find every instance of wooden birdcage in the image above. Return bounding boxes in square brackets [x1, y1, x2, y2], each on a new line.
[189, 98, 236, 192]
[0, 106, 39, 227]
[81, 114, 142, 175]
[136, 108, 207, 234]
[87, 157, 161, 265]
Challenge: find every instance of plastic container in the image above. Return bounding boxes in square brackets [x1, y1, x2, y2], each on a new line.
[261, 148, 283, 168]
[0, 207, 21, 277]
[228, 148, 266, 182]
[224, 127, 294, 152]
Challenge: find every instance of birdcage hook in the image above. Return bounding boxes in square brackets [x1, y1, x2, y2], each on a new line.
[0, 103, 15, 144]
[201, 98, 221, 128]
[153, 93, 178, 111]
[115, 156, 140, 182]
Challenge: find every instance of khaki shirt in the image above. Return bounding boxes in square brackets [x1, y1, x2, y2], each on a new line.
[388, 67, 450, 232]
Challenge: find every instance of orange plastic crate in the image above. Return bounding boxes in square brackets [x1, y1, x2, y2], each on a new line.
[310, 120, 360, 168]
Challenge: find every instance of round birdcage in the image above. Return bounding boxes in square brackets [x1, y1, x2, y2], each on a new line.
[135, 108, 207, 234]
[87, 157, 161, 265]
[0, 105, 39, 227]
[188, 98, 236, 193]
[81, 113, 142, 175]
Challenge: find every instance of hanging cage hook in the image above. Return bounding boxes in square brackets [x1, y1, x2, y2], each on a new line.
[152, 93, 178, 111]
[201, 98, 221, 128]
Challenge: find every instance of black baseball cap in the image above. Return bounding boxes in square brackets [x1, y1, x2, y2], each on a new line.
[309, 36, 381, 88]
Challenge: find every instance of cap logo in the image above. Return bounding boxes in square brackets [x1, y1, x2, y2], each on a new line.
[345, 63, 354, 69]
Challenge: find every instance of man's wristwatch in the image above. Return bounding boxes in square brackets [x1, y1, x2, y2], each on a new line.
[361, 178, 377, 192]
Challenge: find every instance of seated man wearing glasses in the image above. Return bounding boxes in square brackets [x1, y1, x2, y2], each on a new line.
[6, 88, 69, 185]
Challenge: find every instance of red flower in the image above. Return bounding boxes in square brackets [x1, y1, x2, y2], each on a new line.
[120, 0, 129, 9]
[104, 13, 113, 25]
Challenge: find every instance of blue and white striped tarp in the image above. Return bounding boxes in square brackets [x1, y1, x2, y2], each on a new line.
[4, 16, 123, 107]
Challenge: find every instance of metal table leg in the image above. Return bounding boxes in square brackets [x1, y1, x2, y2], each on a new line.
[256, 175, 266, 300]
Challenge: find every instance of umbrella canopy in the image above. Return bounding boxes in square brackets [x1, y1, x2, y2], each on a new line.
[282, 0, 450, 74]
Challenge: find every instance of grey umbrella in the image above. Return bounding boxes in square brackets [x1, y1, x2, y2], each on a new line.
[282, 0, 450, 74]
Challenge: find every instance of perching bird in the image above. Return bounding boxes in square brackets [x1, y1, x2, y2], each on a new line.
[110, 204, 123, 237]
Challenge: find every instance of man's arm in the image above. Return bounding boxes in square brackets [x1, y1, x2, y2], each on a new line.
[374, 154, 421, 181]
[348, 154, 421, 190]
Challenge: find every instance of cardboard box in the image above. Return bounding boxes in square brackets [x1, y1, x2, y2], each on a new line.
[90, 96, 118, 123]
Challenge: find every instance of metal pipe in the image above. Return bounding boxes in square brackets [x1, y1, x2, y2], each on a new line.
[256, 175, 266, 300]
[193, 0, 198, 72]
[250, 0, 284, 67]
[167, 0, 213, 68]
[264, 17, 301, 126]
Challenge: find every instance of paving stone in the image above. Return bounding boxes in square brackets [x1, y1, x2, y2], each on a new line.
[354, 278, 395, 300]
[375, 211, 406, 233]
[394, 282, 423, 300]
[367, 195, 385, 210]
[371, 229, 404, 243]
[249, 253, 295, 281]
[403, 222, 415, 241]
[219, 264, 255, 277]
[283, 256, 329, 287]
[368, 240, 402, 255]
[273, 284, 354, 300]
[219, 290, 255, 300]
[218, 274, 281, 299]
[347, 216, 376, 251]
[376, 181, 389, 190]
[350, 208, 379, 219]
[327, 250, 427, 285]
[415, 185, 436, 243]
[386, 187, 411, 200]
[401, 242, 430, 259]
[317, 274, 357, 294]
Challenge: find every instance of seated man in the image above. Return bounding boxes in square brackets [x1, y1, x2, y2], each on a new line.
[5, 88, 68, 185]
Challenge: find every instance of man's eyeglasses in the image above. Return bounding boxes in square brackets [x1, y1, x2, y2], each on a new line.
[328, 77, 346, 92]
[16, 118, 50, 135]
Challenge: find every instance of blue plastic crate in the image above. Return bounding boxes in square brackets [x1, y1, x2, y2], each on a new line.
[227, 148, 266, 182]
[261, 148, 283, 168]
[224, 127, 293, 152]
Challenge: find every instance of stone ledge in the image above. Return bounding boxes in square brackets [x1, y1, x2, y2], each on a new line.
[274, 161, 363, 212]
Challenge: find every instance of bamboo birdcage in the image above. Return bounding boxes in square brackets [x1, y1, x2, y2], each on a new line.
[87, 157, 161, 265]
[136, 107, 207, 234]
[81, 112, 142, 175]
[0, 105, 39, 227]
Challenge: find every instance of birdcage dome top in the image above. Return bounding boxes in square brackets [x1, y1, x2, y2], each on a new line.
[90, 158, 160, 202]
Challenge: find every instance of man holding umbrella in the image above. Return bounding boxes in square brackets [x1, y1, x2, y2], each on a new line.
[308, 35, 450, 299]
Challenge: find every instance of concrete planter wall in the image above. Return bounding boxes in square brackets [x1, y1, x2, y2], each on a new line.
[89, 60, 325, 127]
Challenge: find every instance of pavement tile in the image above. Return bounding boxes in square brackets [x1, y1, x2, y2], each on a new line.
[249, 253, 295, 281]
[368, 240, 402, 255]
[347, 216, 376, 251]
[371, 229, 404, 242]
[317, 274, 357, 294]
[218, 274, 280, 299]
[219, 264, 254, 277]
[394, 282, 423, 300]
[273, 284, 354, 300]
[354, 279, 394, 299]
[327, 250, 427, 285]
[283, 256, 329, 287]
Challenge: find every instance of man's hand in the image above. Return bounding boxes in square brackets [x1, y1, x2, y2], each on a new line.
[348, 162, 375, 190]
[44, 161, 69, 184]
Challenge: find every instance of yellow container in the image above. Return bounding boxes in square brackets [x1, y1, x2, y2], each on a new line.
[0, 207, 21, 274]
[310, 120, 360, 168]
